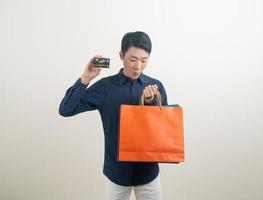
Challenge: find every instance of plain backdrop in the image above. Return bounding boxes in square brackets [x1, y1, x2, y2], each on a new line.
[1, 0, 263, 199]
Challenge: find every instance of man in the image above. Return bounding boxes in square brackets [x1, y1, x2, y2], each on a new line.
[59, 31, 168, 200]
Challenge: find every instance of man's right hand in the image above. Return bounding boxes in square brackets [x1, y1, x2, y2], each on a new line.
[80, 55, 103, 85]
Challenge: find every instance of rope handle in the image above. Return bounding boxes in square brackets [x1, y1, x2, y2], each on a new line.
[139, 90, 163, 110]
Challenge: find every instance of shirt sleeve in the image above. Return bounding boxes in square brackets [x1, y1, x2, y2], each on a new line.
[158, 82, 168, 106]
[59, 78, 104, 117]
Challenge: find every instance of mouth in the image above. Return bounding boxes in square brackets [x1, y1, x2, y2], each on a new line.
[132, 71, 140, 76]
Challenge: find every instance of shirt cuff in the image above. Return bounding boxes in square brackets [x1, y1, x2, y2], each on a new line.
[74, 78, 89, 89]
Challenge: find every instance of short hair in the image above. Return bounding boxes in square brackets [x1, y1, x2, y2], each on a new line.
[121, 31, 152, 54]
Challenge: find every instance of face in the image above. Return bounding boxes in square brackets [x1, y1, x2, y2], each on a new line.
[120, 46, 150, 80]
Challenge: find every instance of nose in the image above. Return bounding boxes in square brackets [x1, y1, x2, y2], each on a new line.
[134, 60, 142, 69]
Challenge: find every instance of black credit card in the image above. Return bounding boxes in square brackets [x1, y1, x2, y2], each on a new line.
[93, 58, 110, 68]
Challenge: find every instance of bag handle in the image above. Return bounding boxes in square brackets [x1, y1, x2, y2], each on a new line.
[139, 90, 163, 110]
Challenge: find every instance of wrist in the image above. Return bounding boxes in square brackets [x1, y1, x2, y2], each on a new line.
[80, 74, 92, 85]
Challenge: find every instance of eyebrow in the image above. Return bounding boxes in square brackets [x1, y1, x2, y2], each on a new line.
[130, 56, 149, 60]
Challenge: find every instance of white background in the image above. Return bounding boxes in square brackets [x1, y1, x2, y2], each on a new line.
[1, 0, 263, 199]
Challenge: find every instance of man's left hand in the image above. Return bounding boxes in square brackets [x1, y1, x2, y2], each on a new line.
[143, 84, 158, 103]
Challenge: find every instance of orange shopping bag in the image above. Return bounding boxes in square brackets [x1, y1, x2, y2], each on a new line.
[118, 91, 184, 163]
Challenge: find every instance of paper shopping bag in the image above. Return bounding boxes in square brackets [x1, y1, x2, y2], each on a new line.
[118, 91, 184, 163]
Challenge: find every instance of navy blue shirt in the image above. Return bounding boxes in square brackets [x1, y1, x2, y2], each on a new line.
[59, 68, 168, 186]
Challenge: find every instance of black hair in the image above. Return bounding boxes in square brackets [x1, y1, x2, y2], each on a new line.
[121, 31, 152, 54]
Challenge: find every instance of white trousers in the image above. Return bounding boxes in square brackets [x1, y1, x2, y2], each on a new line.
[105, 175, 163, 200]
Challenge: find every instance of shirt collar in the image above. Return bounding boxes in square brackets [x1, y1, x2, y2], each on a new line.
[118, 68, 144, 85]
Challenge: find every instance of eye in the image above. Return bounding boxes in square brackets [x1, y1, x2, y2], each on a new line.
[129, 59, 136, 62]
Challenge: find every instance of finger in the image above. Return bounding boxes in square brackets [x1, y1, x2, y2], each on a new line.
[146, 86, 154, 98]
[90, 55, 103, 63]
[145, 87, 151, 98]
[93, 67, 102, 73]
[94, 55, 103, 58]
[150, 85, 157, 95]
[148, 86, 155, 97]
[146, 87, 153, 98]
[88, 57, 96, 67]
[143, 90, 148, 98]
[91, 55, 98, 62]
[148, 85, 156, 94]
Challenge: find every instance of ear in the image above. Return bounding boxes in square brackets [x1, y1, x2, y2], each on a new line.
[119, 51, 124, 60]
